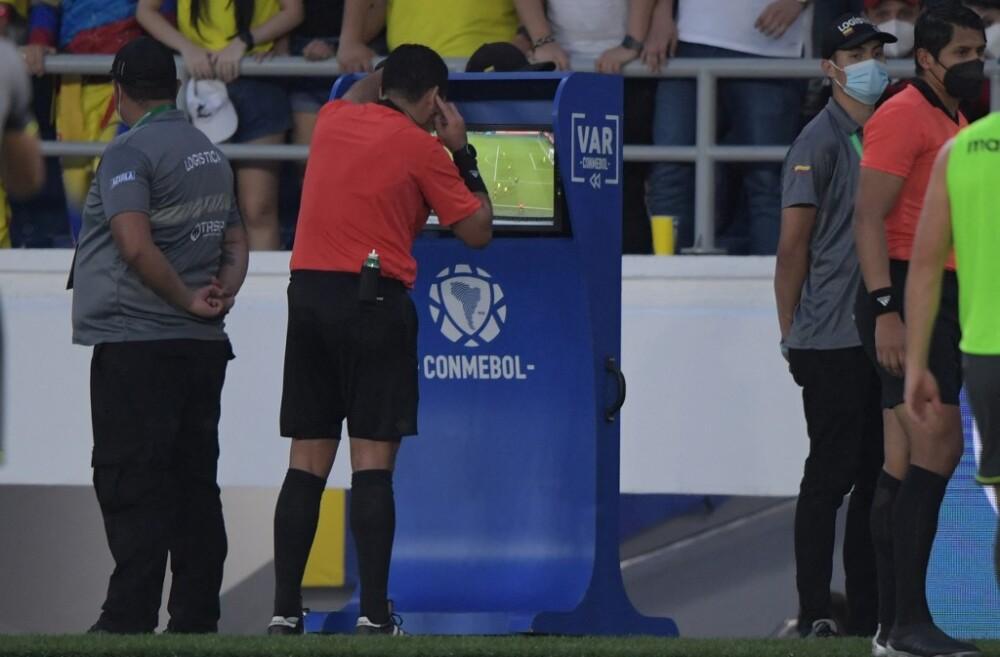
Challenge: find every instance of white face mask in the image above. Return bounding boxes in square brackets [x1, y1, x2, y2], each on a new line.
[986, 23, 1000, 60]
[879, 19, 915, 58]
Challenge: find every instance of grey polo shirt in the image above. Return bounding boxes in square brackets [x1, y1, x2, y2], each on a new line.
[72, 108, 241, 345]
[781, 98, 863, 350]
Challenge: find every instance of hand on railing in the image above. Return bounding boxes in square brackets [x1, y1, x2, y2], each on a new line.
[302, 39, 335, 62]
[213, 40, 248, 83]
[21, 44, 54, 77]
[181, 44, 215, 80]
[596, 45, 640, 75]
[642, 14, 678, 73]
[337, 39, 375, 73]
[755, 0, 806, 40]
[531, 41, 570, 71]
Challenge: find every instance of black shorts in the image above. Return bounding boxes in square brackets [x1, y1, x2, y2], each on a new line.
[964, 354, 1000, 485]
[855, 259, 962, 410]
[279, 270, 418, 441]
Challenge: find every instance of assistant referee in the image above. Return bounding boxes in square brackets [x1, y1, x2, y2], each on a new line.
[269, 44, 493, 636]
[904, 113, 1000, 592]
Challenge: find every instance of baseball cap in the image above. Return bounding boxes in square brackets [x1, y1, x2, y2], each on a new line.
[110, 36, 177, 89]
[465, 42, 557, 72]
[822, 13, 898, 59]
[185, 79, 238, 144]
[863, 0, 920, 8]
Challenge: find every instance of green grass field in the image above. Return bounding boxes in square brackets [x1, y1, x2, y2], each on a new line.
[0, 636, 998, 657]
[468, 132, 555, 219]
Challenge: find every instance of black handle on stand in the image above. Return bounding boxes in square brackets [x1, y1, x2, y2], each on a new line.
[605, 357, 626, 422]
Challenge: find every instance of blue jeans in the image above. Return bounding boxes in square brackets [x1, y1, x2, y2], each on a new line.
[646, 42, 803, 254]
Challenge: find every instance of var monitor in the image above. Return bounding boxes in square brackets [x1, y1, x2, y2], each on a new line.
[427, 126, 563, 232]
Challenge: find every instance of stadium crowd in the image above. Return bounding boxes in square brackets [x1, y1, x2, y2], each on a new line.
[0, 0, 995, 254]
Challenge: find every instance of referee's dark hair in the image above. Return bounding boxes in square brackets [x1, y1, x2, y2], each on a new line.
[914, 0, 986, 71]
[380, 44, 450, 103]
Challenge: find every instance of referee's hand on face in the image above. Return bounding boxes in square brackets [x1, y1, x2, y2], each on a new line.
[434, 96, 468, 152]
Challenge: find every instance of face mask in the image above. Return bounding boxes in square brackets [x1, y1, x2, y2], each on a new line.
[878, 19, 915, 58]
[986, 23, 1000, 60]
[831, 59, 890, 106]
[939, 58, 986, 101]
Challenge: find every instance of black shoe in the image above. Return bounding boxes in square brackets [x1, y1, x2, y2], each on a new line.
[355, 601, 405, 636]
[807, 619, 840, 638]
[267, 615, 303, 635]
[888, 623, 981, 657]
[872, 624, 890, 657]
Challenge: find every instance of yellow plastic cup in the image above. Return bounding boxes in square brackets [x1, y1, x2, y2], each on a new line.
[650, 215, 676, 256]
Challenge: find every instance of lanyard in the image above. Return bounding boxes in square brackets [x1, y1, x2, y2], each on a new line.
[850, 132, 863, 158]
[132, 104, 174, 129]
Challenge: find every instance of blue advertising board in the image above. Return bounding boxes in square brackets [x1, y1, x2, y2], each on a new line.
[308, 72, 677, 635]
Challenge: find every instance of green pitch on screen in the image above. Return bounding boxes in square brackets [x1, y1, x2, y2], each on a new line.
[467, 131, 556, 219]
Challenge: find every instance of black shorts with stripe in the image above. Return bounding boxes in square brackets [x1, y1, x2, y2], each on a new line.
[279, 270, 418, 441]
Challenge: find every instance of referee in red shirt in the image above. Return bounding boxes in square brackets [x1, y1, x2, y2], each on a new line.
[268, 44, 494, 636]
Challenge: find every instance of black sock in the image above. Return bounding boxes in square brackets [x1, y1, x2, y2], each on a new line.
[351, 469, 395, 625]
[892, 465, 948, 628]
[273, 468, 326, 618]
[870, 470, 901, 632]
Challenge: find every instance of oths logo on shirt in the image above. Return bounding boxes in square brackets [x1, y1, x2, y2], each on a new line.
[429, 264, 506, 348]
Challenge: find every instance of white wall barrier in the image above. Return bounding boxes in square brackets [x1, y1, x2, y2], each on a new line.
[0, 251, 806, 496]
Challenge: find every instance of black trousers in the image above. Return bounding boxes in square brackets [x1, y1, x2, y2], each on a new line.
[789, 346, 883, 635]
[90, 339, 232, 633]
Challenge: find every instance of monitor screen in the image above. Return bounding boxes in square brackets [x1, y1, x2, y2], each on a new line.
[427, 127, 560, 231]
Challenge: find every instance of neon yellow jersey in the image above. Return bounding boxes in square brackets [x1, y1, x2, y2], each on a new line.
[387, 0, 517, 57]
[177, 0, 280, 54]
[947, 112, 1000, 355]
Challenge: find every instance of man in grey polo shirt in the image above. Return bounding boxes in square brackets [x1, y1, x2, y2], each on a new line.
[71, 37, 248, 634]
[774, 14, 894, 641]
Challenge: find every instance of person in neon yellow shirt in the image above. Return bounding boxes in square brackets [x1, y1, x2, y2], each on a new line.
[905, 114, 1000, 591]
[138, 0, 304, 251]
[337, 0, 518, 72]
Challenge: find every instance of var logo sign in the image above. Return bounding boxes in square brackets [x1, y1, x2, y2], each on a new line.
[571, 112, 620, 189]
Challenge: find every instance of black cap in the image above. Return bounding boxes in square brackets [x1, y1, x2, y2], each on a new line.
[110, 36, 177, 88]
[465, 42, 557, 73]
[821, 13, 898, 60]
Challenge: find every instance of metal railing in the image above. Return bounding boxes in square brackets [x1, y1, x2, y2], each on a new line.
[38, 54, 1000, 253]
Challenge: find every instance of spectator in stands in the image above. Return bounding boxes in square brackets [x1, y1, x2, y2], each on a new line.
[512, 0, 659, 253]
[288, 0, 385, 155]
[337, 0, 518, 73]
[138, 0, 304, 251]
[958, 0, 998, 120]
[645, 0, 808, 256]
[0, 1, 26, 38]
[865, 1, 922, 57]
[0, 1, 31, 248]
[1, 32, 44, 223]
[22, 0, 152, 240]
[776, 14, 895, 639]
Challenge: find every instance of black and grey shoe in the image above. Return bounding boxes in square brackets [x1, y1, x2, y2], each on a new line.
[356, 603, 405, 636]
[807, 619, 840, 638]
[888, 623, 981, 657]
[267, 615, 303, 635]
[872, 624, 890, 657]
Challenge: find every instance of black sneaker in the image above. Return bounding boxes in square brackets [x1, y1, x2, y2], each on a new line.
[355, 615, 405, 636]
[888, 623, 981, 657]
[872, 624, 889, 657]
[267, 615, 303, 635]
[807, 619, 840, 638]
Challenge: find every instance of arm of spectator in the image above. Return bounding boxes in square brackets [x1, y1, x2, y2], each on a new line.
[23, 0, 58, 76]
[1, 51, 44, 197]
[513, 0, 570, 70]
[137, 0, 215, 79]
[303, 39, 336, 61]
[774, 205, 815, 342]
[596, 0, 656, 74]
[213, 0, 303, 82]
[213, 223, 249, 314]
[642, 0, 677, 73]
[341, 68, 382, 104]
[363, 0, 387, 43]
[904, 141, 953, 423]
[111, 212, 224, 318]
[338, 0, 380, 73]
[754, 0, 805, 40]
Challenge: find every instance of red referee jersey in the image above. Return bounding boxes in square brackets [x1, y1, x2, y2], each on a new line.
[290, 99, 481, 287]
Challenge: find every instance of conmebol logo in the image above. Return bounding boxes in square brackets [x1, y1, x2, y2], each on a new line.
[428, 265, 506, 348]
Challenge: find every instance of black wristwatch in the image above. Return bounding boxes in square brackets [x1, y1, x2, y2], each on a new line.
[452, 143, 477, 161]
[621, 35, 644, 52]
[237, 29, 255, 50]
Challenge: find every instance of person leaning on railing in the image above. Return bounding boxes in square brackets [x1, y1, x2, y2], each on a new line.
[137, 0, 304, 252]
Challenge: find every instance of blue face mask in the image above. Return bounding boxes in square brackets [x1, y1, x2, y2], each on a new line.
[831, 59, 890, 106]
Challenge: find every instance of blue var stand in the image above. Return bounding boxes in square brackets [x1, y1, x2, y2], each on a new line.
[308, 72, 678, 636]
